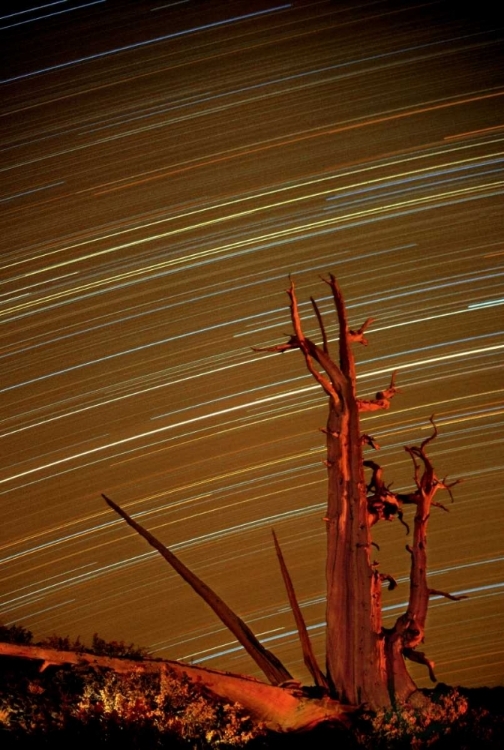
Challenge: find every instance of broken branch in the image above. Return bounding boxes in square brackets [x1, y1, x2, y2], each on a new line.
[102, 494, 292, 685]
[272, 530, 329, 690]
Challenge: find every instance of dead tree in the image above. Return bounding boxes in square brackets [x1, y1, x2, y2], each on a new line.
[101, 276, 464, 709]
[1, 275, 465, 723]
[253, 275, 464, 706]
[100, 275, 464, 709]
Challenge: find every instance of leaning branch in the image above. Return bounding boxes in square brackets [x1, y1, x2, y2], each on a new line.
[287, 280, 339, 402]
[0, 641, 353, 733]
[310, 296, 329, 354]
[102, 494, 292, 685]
[272, 530, 328, 690]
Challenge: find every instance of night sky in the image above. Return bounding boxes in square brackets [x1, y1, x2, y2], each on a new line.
[1, 0, 503, 691]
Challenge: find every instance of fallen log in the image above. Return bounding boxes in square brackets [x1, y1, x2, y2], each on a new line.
[0, 641, 352, 732]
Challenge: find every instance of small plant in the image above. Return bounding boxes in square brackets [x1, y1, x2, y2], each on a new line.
[0, 657, 262, 748]
[38, 633, 86, 653]
[89, 632, 151, 660]
[0, 624, 33, 645]
[356, 688, 473, 749]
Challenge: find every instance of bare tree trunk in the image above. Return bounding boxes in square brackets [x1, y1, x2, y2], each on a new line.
[256, 277, 463, 707]
[325, 397, 388, 707]
[258, 276, 394, 707]
[97, 275, 464, 712]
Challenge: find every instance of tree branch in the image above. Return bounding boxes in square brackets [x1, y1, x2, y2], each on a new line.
[403, 648, 437, 682]
[310, 296, 329, 354]
[272, 530, 329, 690]
[102, 494, 292, 685]
[0, 641, 353, 732]
[364, 460, 410, 532]
[361, 433, 380, 450]
[380, 573, 398, 591]
[348, 317, 375, 346]
[428, 588, 468, 602]
[358, 372, 399, 412]
[323, 273, 353, 377]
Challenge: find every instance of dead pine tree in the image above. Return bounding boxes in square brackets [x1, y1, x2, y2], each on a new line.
[1, 275, 466, 730]
[254, 275, 463, 707]
[100, 275, 464, 712]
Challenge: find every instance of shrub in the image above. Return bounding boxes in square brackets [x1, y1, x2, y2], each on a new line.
[0, 624, 33, 645]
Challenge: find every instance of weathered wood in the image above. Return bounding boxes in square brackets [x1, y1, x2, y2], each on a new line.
[95, 276, 463, 713]
[102, 494, 292, 686]
[384, 420, 463, 699]
[272, 529, 328, 690]
[0, 642, 352, 732]
[259, 277, 461, 707]
[279, 276, 392, 706]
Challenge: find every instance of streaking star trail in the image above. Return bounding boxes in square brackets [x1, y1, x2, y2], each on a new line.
[0, 0, 503, 689]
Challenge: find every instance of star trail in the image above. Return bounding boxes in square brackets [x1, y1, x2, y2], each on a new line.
[1, 0, 503, 690]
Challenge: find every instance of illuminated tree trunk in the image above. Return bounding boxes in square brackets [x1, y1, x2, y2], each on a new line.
[96, 274, 464, 713]
[324, 397, 388, 706]
[382, 422, 464, 702]
[274, 276, 394, 707]
[1, 275, 467, 733]
[257, 276, 461, 707]
[0, 642, 352, 733]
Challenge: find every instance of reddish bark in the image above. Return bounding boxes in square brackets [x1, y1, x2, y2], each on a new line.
[1, 276, 466, 731]
[256, 276, 462, 707]
[272, 529, 328, 690]
[102, 494, 292, 686]
[97, 275, 463, 714]
[282, 277, 391, 706]
[0, 642, 352, 732]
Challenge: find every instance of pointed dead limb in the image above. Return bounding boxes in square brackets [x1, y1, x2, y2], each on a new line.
[428, 588, 468, 602]
[286, 279, 343, 404]
[403, 647, 437, 682]
[322, 273, 354, 377]
[348, 317, 375, 346]
[310, 296, 329, 354]
[272, 530, 329, 690]
[380, 573, 398, 591]
[251, 335, 299, 354]
[361, 433, 380, 450]
[102, 494, 292, 685]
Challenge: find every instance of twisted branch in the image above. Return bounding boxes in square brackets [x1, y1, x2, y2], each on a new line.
[358, 371, 399, 412]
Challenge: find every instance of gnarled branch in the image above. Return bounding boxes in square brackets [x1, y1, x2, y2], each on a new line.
[348, 317, 375, 346]
[364, 459, 410, 532]
[428, 588, 468, 602]
[403, 647, 437, 682]
[361, 433, 380, 450]
[380, 573, 398, 591]
[358, 371, 399, 412]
